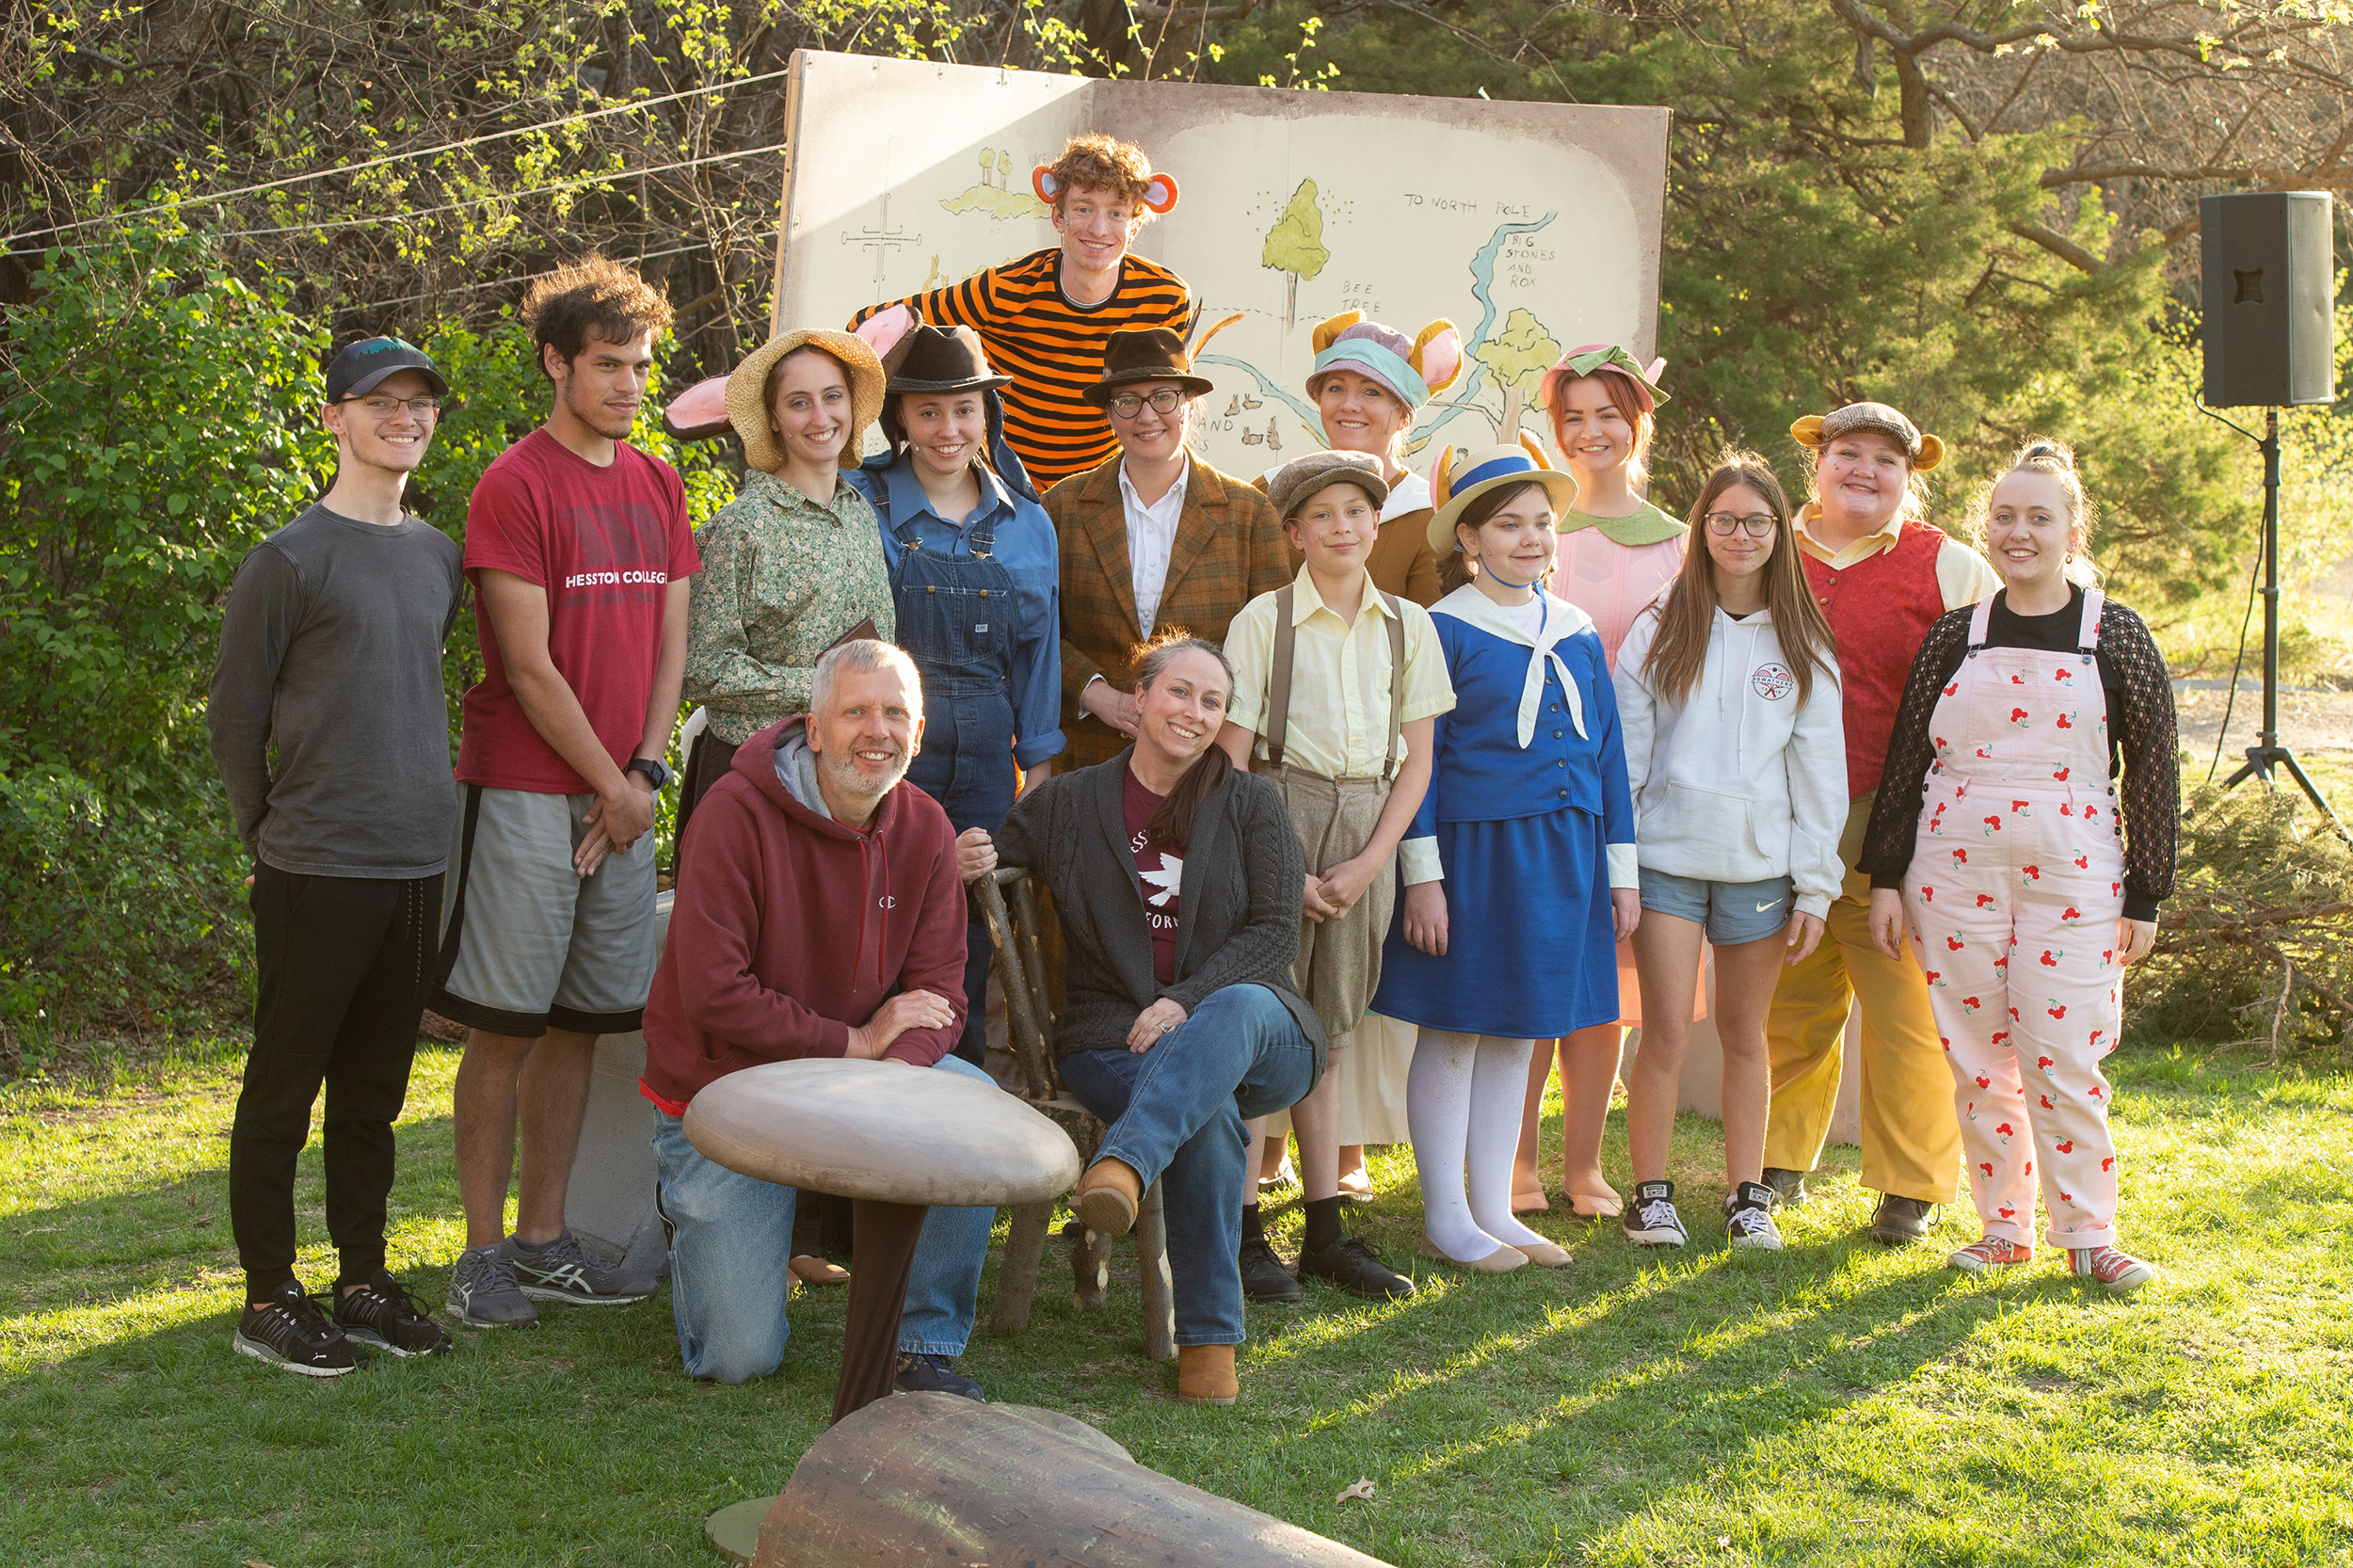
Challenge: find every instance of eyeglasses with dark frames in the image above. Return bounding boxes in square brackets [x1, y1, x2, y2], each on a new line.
[1106, 388, 1185, 419]
[1704, 511, 1779, 538]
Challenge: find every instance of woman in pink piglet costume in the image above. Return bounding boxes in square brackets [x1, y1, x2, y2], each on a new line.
[1511, 344, 1694, 1219]
[1863, 440, 2178, 1294]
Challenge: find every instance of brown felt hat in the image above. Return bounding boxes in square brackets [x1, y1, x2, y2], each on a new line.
[1267, 450, 1388, 520]
[724, 328, 886, 473]
[1083, 327, 1215, 406]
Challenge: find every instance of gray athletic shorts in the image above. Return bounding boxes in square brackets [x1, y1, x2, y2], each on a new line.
[430, 785, 659, 1037]
[1637, 867, 1796, 948]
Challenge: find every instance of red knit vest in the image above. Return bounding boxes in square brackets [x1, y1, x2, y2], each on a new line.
[1804, 522, 1952, 796]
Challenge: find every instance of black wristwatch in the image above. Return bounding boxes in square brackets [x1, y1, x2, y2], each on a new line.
[626, 757, 671, 791]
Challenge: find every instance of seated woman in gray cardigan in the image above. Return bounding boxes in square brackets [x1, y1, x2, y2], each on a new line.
[964, 634, 1326, 1408]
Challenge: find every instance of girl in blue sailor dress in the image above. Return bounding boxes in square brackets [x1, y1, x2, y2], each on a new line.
[1372, 443, 1640, 1271]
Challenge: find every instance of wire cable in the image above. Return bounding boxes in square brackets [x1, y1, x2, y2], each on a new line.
[7, 143, 787, 259]
[356, 240, 714, 310]
[4, 67, 793, 249]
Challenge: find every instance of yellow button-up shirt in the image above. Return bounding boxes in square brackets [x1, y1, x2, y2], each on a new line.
[1223, 567, 1456, 779]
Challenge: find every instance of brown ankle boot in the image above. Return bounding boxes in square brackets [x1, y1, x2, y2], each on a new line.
[1073, 1158, 1142, 1236]
[1176, 1343, 1238, 1405]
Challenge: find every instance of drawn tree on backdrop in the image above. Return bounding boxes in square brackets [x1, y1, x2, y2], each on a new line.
[1475, 306, 1563, 439]
[1261, 178, 1330, 329]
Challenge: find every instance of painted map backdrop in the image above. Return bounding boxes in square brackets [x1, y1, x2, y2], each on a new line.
[772, 52, 1668, 478]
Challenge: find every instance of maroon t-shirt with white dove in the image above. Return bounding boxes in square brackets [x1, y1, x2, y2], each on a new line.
[1123, 770, 1181, 984]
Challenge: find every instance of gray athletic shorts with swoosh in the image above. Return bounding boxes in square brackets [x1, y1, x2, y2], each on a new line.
[1636, 867, 1797, 948]
[429, 785, 659, 1037]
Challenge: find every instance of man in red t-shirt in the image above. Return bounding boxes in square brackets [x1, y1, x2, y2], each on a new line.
[431, 256, 699, 1329]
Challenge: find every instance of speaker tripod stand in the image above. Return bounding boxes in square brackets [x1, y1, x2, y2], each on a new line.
[2196, 401, 2345, 833]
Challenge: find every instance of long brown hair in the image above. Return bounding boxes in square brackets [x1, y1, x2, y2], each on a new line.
[1436, 479, 1545, 596]
[1130, 632, 1235, 852]
[1638, 452, 1837, 708]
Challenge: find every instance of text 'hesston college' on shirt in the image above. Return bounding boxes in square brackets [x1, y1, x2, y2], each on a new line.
[456, 428, 701, 794]
[1122, 768, 1181, 984]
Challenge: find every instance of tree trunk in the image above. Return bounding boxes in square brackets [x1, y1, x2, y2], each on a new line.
[753, 1394, 1395, 1566]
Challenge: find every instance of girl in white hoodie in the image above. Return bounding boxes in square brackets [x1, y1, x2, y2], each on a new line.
[1614, 453, 1847, 1251]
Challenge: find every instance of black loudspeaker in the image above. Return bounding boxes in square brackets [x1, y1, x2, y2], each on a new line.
[2201, 191, 2336, 408]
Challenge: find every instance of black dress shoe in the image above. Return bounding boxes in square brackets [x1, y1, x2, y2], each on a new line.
[894, 1352, 985, 1401]
[1760, 1167, 1809, 1209]
[1299, 1235, 1417, 1301]
[1238, 1234, 1302, 1303]
[1868, 1193, 1937, 1246]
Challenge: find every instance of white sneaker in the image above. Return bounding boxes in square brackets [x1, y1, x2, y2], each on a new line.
[1724, 1182, 1785, 1251]
[1622, 1180, 1688, 1247]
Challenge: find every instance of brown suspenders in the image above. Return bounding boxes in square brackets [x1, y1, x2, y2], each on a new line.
[1262, 583, 1408, 782]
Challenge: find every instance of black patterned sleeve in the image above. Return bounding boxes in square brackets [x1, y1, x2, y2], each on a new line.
[2099, 601, 2179, 920]
[1860, 607, 1976, 889]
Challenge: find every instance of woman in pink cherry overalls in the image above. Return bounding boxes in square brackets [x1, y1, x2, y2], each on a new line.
[1862, 440, 2178, 1294]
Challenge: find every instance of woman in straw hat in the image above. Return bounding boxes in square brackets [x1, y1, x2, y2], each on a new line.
[1512, 344, 1691, 1222]
[1370, 438, 1639, 1272]
[679, 325, 891, 838]
[844, 310, 1066, 1071]
[678, 324, 892, 1290]
[1761, 400, 1997, 1248]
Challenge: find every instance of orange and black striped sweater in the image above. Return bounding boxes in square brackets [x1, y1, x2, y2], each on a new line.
[852, 248, 1195, 488]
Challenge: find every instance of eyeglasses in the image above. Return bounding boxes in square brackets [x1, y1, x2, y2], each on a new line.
[345, 394, 442, 418]
[1704, 512, 1779, 538]
[1106, 388, 1185, 419]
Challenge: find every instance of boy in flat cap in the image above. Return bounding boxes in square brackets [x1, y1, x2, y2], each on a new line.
[1215, 451, 1454, 1304]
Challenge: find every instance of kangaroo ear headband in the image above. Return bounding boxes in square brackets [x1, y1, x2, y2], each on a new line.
[1032, 168, 1179, 215]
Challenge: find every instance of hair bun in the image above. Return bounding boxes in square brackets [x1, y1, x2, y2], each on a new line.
[2017, 437, 2077, 471]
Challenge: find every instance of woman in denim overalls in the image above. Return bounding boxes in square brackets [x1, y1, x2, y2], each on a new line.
[848, 317, 1067, 1065]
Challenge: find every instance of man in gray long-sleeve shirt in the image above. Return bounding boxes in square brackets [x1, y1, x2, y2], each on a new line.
[207, 336, 465, 1377]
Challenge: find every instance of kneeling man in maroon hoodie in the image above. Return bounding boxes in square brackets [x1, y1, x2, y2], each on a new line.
[639, 639, 1000, 1398]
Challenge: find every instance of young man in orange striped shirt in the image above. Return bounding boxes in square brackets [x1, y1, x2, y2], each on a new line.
[851, 134, 1195, 489]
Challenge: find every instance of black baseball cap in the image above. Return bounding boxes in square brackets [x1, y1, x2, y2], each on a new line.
[325, 337, 450, 402]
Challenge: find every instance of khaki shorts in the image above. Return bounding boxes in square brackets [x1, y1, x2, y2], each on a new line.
[430, 785, 659, 1037]
[1270, 765, 1393, 1047]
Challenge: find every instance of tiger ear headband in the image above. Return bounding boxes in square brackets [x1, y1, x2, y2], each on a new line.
[1032, 168, 1179, 215]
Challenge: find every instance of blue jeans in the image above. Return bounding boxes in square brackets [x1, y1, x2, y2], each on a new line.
[650, 1054, 999, 1384]
[1059, 984, 1317, 1347]
[904, 691, 1018, 1068]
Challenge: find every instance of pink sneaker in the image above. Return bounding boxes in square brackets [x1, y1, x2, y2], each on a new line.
[1948, 1236, 2033, 1275]
[2069, 1244, 2155, 1294]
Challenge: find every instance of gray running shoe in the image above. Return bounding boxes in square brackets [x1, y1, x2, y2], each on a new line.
[1760, 1166, 1809, 1208]
[447, 1244, 537, 1329]
[506, 1228, 652, 1305]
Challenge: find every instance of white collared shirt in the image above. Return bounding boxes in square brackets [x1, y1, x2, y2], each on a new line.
[1380, 468, 1432, 521]
[1119, 455, 1192, 635]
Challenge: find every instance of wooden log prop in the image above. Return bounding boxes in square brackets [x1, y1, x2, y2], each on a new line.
[751, 1393, 1395, 1567]
[684, 1059, 1080, 1422]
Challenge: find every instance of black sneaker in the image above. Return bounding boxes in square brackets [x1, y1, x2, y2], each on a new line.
[335, 1271, 455, 1357]
[1622, 1180, 1688, 1247]
[1723, 1182, 1786, 1251]
[506, 1228, 652, 1305]
[234, 1280, 365, 1377]
[1299, 1234, 1417, 1301]
[1868, 1194, 1938, 1247]
[1760, 1167, 1809, 1208]
[446, 1244, 536, 1328]
[894, 1352, 985, 1401]
[1238, 1233, 1303, 1303]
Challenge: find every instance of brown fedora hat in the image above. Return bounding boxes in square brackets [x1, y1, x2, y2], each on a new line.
[1083, 327, 1215, 407]
[882, 322, 1012, 395]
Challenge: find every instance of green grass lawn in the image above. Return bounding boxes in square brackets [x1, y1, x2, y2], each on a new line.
[4, 1041, 2350, 1567]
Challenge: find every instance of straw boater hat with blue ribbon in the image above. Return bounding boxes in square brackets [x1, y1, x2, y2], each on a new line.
[1304, 311, 1465, 412]
[1424, 434, 1581, 556]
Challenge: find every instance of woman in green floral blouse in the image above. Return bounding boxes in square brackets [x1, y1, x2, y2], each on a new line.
[679, 325, 894, 835]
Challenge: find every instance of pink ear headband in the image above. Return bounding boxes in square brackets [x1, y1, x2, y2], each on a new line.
[1032, 168, 1179, 214]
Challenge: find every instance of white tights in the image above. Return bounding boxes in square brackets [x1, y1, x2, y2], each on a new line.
[1406, 1029, 1553, 1262]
